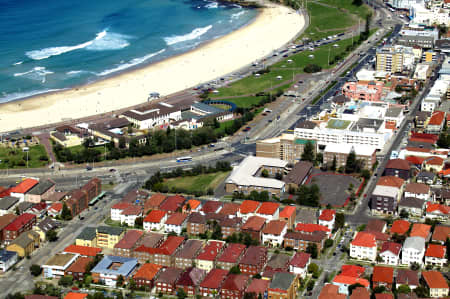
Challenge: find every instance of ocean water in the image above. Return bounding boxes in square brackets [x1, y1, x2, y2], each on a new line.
[0, 0, 257, 103]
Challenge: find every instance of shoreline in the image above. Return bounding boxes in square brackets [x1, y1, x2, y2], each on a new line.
[0, 3, 305, 133]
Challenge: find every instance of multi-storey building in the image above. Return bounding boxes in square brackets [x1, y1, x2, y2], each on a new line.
[173, 239, 204, 269]
[256, 133, 316, 163]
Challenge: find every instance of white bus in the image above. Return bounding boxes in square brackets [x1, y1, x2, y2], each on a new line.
[176, 156, 193, 163]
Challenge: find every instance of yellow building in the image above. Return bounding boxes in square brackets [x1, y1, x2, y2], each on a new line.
[376, 46, 404, 73]
[75, 227, 97, 247]
[96, 226, 124, 249]
[6, 231, 40, 257]
[423, 51, 437, 62]
[256, 133, 316, 163]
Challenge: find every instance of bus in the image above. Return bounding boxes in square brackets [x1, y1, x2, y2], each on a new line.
[176, 156, 193, 163]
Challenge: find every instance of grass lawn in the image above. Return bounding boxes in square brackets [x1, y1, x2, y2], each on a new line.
[215, 119, 235, 135]
[66, 144, 109, 160]
[164, 171, 230, 193]
[0, 145, 49, 169]
[326, 119, 351, 129]
[318, 0, 371, 19]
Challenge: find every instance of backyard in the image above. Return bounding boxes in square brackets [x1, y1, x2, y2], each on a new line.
[0, 145, 49, 169]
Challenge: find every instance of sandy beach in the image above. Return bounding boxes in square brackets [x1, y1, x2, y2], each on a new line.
[0, 3, 305, 133]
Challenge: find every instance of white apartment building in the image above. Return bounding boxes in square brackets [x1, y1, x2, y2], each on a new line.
[402, 237, 425, 266]
[42, 253, 78, 279]
[379, 243, 402, 266]
[261, 220, 287, 247]
[350, 232, 377, 262]
[122, 102, 182, 129]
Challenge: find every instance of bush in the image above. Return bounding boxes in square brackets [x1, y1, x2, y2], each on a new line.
[30, 264, 42, 277]
[304, 64, 322, 73]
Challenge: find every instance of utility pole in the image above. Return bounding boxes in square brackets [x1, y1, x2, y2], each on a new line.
[26, 151, 29, 168]
[328, 46, 331, 66]
[174, 129, 177, 150]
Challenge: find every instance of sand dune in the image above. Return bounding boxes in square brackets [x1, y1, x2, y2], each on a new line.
[0, 3, 305, 132]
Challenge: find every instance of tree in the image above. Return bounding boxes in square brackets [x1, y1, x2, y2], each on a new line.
[45, 229, 58, 242]
[301, 141, 315, 162]
[373, 286, 387, 293]
[307, 263, 319, 276]
[261, 169, 269, 178]
[414, 286, 429, 298]
[331, 155, 337, 171]
[177, 288, 187, 299]
[397, 285, 411, 294]
[134, 216, 144, 228]
[324, 239, 334, 249]
[296, 184, 320, 207]
[410, 262, 421, 271]
[352, 0, 363, 5]
[345, 149, 357, 173]
[30, 264, 42, 277]
[61, 202, 72, 221]
[275, 172, 283, 180]
[348, 283, 364, 295]
[335, 213, 345, 230]
[399, 209, 409, 219]
[229, 265, 241, 274]
[6, 293, 25, 299]
[244, 293, 257, 299]
[304, 64, 322, 73]
[58, 275, 73, 287]
[128, 277, 136, 290]
[116, 275, 124, 287]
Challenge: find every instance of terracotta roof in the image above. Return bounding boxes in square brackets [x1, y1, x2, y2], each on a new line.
[262, 220, 287, 235]
[219, 202, 240, 216]
[187, 212, 206, 224]
[155, 267, 183, 284]
[428, 110, 445, 126]
[245, 278, 269, 295]
[350, 287, 370, 299]
[0, 214, 17, 231]
[122, 205, 142, 216]
[133, 263, 162, 280]
[221, 217, 242, 228]
[372, 266, 394, 284]
[242, 216, 266, 231]
[366, 219, 386, 233]
[158, 235, 184, 255]
[201, 201, 223, 214]
[239, 200, 260, 214]
[377, 176, 405, 188]
[319, 209, 335, 221]
[351, 232, 376, 248]
[427, 202, 450, 214]
[432, 225, 450, 243]
[64, 293, 88, 299]
[144, 210, 166, 223]
[422, 271, 449, 289]
[424, 156, 444, 166]
[111, 202, 132, 210]
[283, 161, 313, 185]
[385, 159, 411, 170]
[318, 284, 346, 299]
[65, 257, 93, 274]
[405, 183, 430, 194]
[239, 246, 267, 266]
[390, 220, 410, 235]
[381, 241, 402, 255]
[284, 231, 327, 243]
[375, 294, 393, 299]
[165, 212, 187, 226]
[217, 243, 246, 263]
[332, 274, 369, 287]
[146, 193, 166, 209]
[256, 202, 280, 215]
[295, 223, 330, 233]
[405, 156, 426, 165]
[159, 195, 185, 212]
[183, 199, 201, 211]
[410, 223, 431, 239]
[199, 268, 228, 289]
[49, 203, 63, 212]
[4, 213, 36, 231]
[221, 274, 250, 292]
[64, 245, 102, 257]
[396, 269, 419, 287]
[196, 241, 225, 261]
[176, 267, 206, 287]
[9, 179, 38, 194]
[279, 206, 296, 218]
[340, 265, 365, 278]
[289, 252, 310, 268]
[425, 244, 446, 258]
[114, 230, 143, 249]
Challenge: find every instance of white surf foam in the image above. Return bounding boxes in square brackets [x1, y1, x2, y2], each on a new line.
[205, 2, 218, 8]
[25, 30, 129, 60]
[0, 89, 62, 103]
[164, 25, 213, 46]
[14, 66, 54, 83]
[13, 61, 23, 66]
[231, 11, 246, 19]
[98, 48, 166, 76]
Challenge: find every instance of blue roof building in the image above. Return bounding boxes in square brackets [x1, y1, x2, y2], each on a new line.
[0, 250, 18, 272]
[91, 255, 138, 286]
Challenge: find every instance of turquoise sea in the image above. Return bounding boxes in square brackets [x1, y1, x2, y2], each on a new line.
[0, 0, 257, 103]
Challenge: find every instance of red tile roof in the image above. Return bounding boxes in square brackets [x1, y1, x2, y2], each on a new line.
[159, 195, 185, 212]
[318, 209, 335, 221]
[385, 159, 411, 170]
[219, 202, 240, 216]
[158, 235, 184, 255]
[256, 202, 280, 215]
[242, 216, 266, 231]
[372, 266, 394, 284]
[4, 213, 36, 231]
[221, 274, 250, 292]
[262, 220, 287, 235]
[425, 244, 446, 258]
[65, 257, 93, 274]
[376, 176, 405, 188]
[111, 202, 132, 210]
[410, 132, 439, 142]
[375, 294, 393, 299]
[122, 205, 142, 216]
[340, 265, 365, 278]
[428, 110, 445, 126]
[332, 275, 369, 287]
[410, 223, 431, 239]
[279, 206, 296, 218]
[366, 219, 386, 233]
[239, 200, 260, 214]
[183, 199, 201, 212]
[351, 232, 376, 248]
[432, 225, 450, 243]
[424, 156, 444, 166]
[422, 271, 449, 289]
[380, 242, 402, 255]
[318, 284, 346, 299]
[165, 212, 187, 226]
[390, 220, 410, 235]
[49, 202, 63, 212]
[9, 179, 38, 194]
[146, 193, 166, 209]
[350, 287, 370, 299]
[64, 292, 88, 299]
[64, 245, 102, 257]
[405, 156, 426, 165]
[196, 241, 225, 261]
[217, 243, 247, 263]
[133, 263, 162, 280]
[239, 246, 267, 266]
[201, 201, 223, 214]
[405, 183, 430, 194]
[295, 223, 330, 233]
[114, 230, 143, 249]
[245, 278, 269, 295]
[289, 252, 310, 268]
[200, 268, 228, 289]
[427, 202, 450, 214]
[144, 210, 166, 223]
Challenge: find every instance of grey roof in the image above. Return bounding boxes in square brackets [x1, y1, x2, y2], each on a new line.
[296, 120, 317, 129]
[351, 118, 383, 132]
[283, 161, 313, 185]
[91, 255, 138, 276]
[406, 140, 434, 149]
[403, 236, 425, 251]
[17, 202, 33, 213]
[399, 198, 425, 209]
[0, 250, 17, 262]
[37, 217, 58, 233]
[415, 111, 431, 121]
[0, 197, 19, 211]
[191, 102, 224, 115]
[76, 227, 97, 241]
[417, 171, 435, 180]
[385, 107, 403, 118]
[27, 179, 55, 195]
[97, 226, 124, 236]
[11, 231, 39, 248]
[295, 209, 316, 224]
[269, 272, 296, 290]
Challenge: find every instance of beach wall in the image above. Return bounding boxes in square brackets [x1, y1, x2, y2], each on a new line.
[0, 3, 305, 133]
